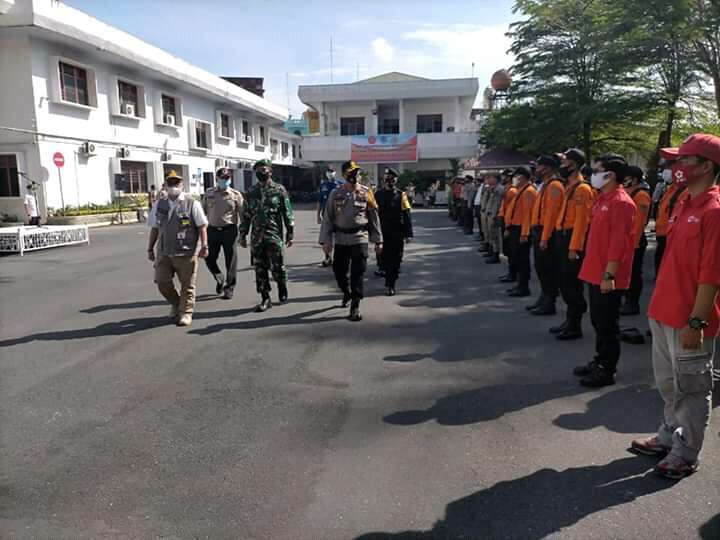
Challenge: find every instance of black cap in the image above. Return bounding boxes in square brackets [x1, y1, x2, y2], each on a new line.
[216, 167, 232, 178]
[384, 167, 399, 178]
[626, 165, 644, 180]
[535, 154, 560, 168]
[596, 154, 628, 181]
[513, 166, 532, 179]
[464, 174, 474, 181]
[563, 148, 586, 166]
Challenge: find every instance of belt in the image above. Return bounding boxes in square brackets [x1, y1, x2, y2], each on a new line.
[335, 225, 368, 234]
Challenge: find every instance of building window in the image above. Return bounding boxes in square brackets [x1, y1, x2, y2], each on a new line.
[417, 114, 443, 133]
[291, 144, 297, 159]
[259, 126, 268, 146]
[340, 117, 365, 136]
[59, 61, 89, 106]
[0, 154, 20, 198]
[118, 80, 138, 115]
[119, 161, 148, 194]
[380, 118, 399, 134]
[240, 119, 251, 142]
[195, 121, 211, 149]
[162, 94, 177, 120]
[270, 139, 279, 156]
[281, 142, 289, 158]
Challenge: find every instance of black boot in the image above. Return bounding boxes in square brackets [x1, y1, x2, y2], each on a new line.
[341, 291, 351, 308]
[526, 295, 545, 311]
[580, 365, 616, 388]
[485, 252, 500, 264]
[556, 319, 583, 341]
[386, 286, 396, 296]
[549, 320, 568, 335]
[214, 273, 224, 294]
[478, 243, 489, 253]
[349, 299, 362, 322]
[531, 301, 557, 316]
[573, 360, 598, 377]
[255, 294, 272, 313]
[278, 283, 288, 304]
[499, 275, 516, 283]
[508, 287, 531, 297]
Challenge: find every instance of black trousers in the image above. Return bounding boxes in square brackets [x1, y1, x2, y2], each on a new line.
[508, 226, 530, 291]
[588, 285, 623, 372]
[463, 207, 474, 234]
[654, 235, 666, 278]
[333, 243, 368, 300]
[206, 224, 238, 288]
[532, 227, 559, 303]
[626, 235, 647, 307]
[555, 231, 587, 322]
[383, 236, 404, 287]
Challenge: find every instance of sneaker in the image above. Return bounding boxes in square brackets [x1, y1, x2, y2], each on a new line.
[222, 287, 234, 300]
[255, 296, 272, 313]
[278, 284, 288, 304]
[169, 304, 180, 320]
[177, 314, 192, 327]
[386, 287, 396, 297]
[630, 436, 671, 457]
[655, 454, 698, 480]
[580, 367, 615, 388]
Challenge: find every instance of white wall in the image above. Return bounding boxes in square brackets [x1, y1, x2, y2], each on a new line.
[324, 102, 374, 136]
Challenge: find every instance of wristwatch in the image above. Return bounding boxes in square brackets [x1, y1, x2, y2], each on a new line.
[688, 317, 709, 331]
[602, 272, 615, 281]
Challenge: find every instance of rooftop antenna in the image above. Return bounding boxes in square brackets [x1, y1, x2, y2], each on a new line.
[471, 62, 475, 78]
[330, 35, 334, 83]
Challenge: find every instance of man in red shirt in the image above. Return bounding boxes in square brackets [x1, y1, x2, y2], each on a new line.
[574, 154, 636, 387]
[631, 134, 720, 480]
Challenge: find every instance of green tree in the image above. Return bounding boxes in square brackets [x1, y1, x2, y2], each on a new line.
[694, 0, 720, 117]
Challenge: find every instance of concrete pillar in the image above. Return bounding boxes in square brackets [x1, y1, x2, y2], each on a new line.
[399, 98, 405, 134]
[454, 97, 461, 132]
[319, 102, 326, 136]
[372, 100, 378, 135]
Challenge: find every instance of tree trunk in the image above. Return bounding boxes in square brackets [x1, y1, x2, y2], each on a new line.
[714, 73, 720, 119]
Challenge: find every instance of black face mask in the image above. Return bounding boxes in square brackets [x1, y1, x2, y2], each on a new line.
[346, 171, 359, 184]
[559, 166, 573, 180]
[384, 177, 397, 188]
[256, 171, 270, 182]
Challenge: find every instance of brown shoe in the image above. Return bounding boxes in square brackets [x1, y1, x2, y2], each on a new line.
[177, 314, 192, 327]
[630, 436, 671, 456]
[655, 454, 698, 480]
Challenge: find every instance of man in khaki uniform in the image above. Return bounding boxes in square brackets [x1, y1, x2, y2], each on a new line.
[202, 167, 244, 299]
[147, 170, 209, 327]
[320, 160, 383, 322]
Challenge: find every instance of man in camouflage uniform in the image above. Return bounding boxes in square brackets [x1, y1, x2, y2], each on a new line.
[239, 159, 294, 312]
[484, 173, 506, 264]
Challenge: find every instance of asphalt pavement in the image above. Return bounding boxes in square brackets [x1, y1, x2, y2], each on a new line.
[1, 207, 718, 540]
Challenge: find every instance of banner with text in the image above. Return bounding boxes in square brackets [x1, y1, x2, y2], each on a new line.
[350, 134, 418, 163]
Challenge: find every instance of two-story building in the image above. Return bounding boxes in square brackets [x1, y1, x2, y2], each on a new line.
[298, 72, 479, 183]
[0, 0, 304, 220]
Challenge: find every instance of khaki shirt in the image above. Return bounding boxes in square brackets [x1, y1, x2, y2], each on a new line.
[319, 183, 383, 246]
[202, 187, 244, 228]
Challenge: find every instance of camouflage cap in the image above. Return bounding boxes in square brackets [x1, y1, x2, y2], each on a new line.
[253, 159, 273, 170]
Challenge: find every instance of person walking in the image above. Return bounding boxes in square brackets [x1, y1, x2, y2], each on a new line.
[621, 166, 652, 315]
[24, 182, 40, 226]
[147, 170, 209, 327]
[317, 166, 343, 267]
[202, 168, 244, 299]
[551, 148, 594, 340]
[528, 155, 565, 315]
[574, 155, 636, 387]
[375, 168, 413, 296]
[319, 161, 383, 322]
[506, 167, 538, 298]
[630, 133, 720, 480]
[239, 159, 294, 312]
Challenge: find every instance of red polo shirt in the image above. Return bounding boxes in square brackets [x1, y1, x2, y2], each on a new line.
[579, 186, 636, 289]
[648, 185, 720, 337]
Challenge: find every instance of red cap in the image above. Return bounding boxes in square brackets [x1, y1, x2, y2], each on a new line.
[660, 133, 720, 165]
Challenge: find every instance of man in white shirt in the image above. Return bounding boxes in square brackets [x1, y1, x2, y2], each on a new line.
[24, 183, 40, 226]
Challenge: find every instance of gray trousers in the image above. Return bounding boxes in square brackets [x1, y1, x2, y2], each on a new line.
[480, 212, 491, 244]
[489, 216, 502, 252]
[649, 318, 715, 463]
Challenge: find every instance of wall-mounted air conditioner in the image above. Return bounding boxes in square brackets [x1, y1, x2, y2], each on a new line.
[80, 142, 96, 156]
[118, 147, 131, 158]
[164, 114, 175, 126]
[161, 152, 172, 161]
[121, 103, 135, 116]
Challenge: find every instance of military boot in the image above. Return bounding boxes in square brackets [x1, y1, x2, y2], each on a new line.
[255, 294, 272, 313]
[278, 283, 289, 304]
[214, 273, 224, 294]
[341, 290, 351, 308]
[349, 299, 362, 322]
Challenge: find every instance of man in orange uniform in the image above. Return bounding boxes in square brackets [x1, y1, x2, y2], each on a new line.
[506, 167, 538, 297]
[527, 155, 565, 315]
[654, 166, 688, 277]
[621, 166, 652, 315]
[498, 174, 519, 283]
[552, 148, 595, 340]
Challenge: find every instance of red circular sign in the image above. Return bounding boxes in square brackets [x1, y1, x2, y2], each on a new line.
[53, 152, 65, 168]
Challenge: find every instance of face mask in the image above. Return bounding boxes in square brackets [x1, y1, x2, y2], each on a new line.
[558, 166, 572, 180]
[671, 163, 693, 186]
[326, 172, 335, 180]
[256, 171, 270, 182]
[217, 179, 230, 189]
[661, 169, 673, 184]
[167, 186, 182, 198]
[512, 177, 521, 187]
[590, 172, 611, 190]
[346, 171, 359, 185]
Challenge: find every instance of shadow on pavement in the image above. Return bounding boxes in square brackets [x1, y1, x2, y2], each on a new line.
[384, 380, 588, 426]
[355, 456, 674, 540]
[79, 294, 215, 314]
[700, 514, 720, 539]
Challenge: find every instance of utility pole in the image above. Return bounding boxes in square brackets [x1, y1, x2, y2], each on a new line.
[330, 35, 334, 83]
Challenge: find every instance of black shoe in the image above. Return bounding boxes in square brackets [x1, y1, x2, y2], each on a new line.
[620, 303, 641, 316]
[526, 297, 544, 311]
[255, 296, 272, 312]
[549, 320, 568, 334]
[556, 328, 583, 341]
[386, 287, 396, 297]
[341, 292, 351, 308]
[573, 360, 598, 377]
[222, 287, 234, 300]
[374, 270, 385, 278]
[508, 288, 531, 297]
[478, 243, 489, 253]
[499, 275, 516, 283]
[349, 300, 362, 322]
[214, 273, 224, 294]
[320, 258, 332, 268]
[580, 367, 616, 388]
[278, 284, 288, 304]
[530, 303, 556, 316]
[485, 254, 500, 264]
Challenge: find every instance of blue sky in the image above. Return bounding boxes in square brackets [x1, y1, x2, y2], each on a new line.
[65, 0, 517, 116]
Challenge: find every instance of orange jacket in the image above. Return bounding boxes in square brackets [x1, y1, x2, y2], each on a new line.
[656, 183, 688, 237]
[555, 179, 595, 252]
[508, 183, 538, 237]
[531, 178, 565, 242]
[499, 185, 518, 220]
[628, 186, 652, 248]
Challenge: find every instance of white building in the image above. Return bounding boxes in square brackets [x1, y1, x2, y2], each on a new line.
[0, 0, 303, 220]
[298, 72, 479, 182]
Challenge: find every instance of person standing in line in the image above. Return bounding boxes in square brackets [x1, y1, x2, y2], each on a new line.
[317, 166, 343, 268]
[472, 176, 485, 242]
[506, 167, 538, 298]
[463, 176, 477, 235]
[629, 134, 720, 480]
[574, 154, 636, 387]
[239, 159, 294, 312]
[498, 173, 519, 282]
[484, 174, 505, 264]
[621, 166, 652, 316]
[147, 170, 209, 327]
[654, 161, 688, 277]
[551, 148, 594, 340]
[452, 178, 464, 226]
[375, 168, 413, 296]
[319, 161, 383, 322]
[24, 182, 40, 226]
[202, 168, 244, 300]
[478, 175, 497, 254]
[527, 155, 565, 315]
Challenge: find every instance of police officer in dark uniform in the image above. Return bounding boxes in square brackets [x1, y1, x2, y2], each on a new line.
[374, 167, 413, 296]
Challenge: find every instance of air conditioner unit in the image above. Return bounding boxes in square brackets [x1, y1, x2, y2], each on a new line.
[161, 152, 172, 161]
[121, 103, 135, 116]
[118, 147, 131, 159]
[244, 162, 252, 170]
[243, 135, 252, 143]
[164, 114, 175, 125]
[80, 142, 96, 156]
[215, 158, 226, 167]
[446, 126, 455, 133]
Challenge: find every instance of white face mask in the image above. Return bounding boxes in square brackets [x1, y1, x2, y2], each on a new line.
[590, 172, 611, 190]
[326, 171, 335, 180]
[167, 186, 182, 198]
[512, 177, 520, 187]
[661, 169, 673, 184]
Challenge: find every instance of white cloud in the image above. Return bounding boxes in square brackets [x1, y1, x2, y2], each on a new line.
[372, 37, 395, 63]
